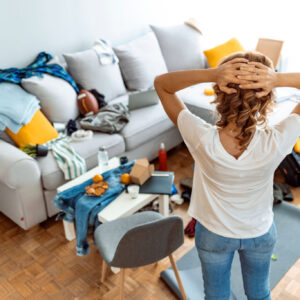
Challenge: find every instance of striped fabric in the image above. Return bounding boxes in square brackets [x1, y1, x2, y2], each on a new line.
[0, 52, 79, 92]
[93, 38, 119, 65]
[46, 134, 86, 180]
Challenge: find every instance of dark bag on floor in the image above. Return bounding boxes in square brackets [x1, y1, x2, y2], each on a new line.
[278, 150, 300, 187]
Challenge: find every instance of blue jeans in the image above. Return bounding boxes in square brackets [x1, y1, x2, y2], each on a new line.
[195, 221, 277, 300]
[53, 161, 135, 256]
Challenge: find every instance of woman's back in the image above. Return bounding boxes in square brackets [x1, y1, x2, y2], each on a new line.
[154, 49, 300, 299]
[177, 109, 300, 238]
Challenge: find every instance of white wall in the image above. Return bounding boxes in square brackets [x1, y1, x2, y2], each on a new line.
[0, 0, 197, 68]
[191, 0, 300, 71]
[1, 0, 299, 71]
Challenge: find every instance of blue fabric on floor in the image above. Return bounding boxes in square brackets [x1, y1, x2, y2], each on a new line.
[161, 201, 300, 300]
[53, 161, 134, 255]
[171, 184, 178, 195]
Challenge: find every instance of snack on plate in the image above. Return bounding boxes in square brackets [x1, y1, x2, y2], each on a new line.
[85, 181, 109, 196]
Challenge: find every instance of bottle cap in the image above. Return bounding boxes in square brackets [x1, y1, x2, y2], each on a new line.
[99, 146, 106, 151]
[160, 142, 165, 149]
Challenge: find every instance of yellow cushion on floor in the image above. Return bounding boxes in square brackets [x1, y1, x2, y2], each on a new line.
[294, 138, 300, 153]
[6, 109, 59, 147]
[204, 38, 245, 68]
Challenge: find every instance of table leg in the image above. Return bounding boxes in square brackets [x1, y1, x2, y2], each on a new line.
[159, 194, 169, 216]
[63, 219, 76, 241]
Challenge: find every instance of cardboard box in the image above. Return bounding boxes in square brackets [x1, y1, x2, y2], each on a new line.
[130, 158, 155, 185]
[255, 38, 284, 70]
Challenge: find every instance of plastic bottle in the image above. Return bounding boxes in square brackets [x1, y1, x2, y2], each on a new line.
[98, 146, 109, 168]
[158, 142, 167, 171]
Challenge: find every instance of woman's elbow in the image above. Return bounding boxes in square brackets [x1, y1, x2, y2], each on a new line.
[154, 75, 163, 90]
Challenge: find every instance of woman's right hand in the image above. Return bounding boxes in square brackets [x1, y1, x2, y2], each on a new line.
[237, 62, 277, 97]
[215, 58, 249, 94]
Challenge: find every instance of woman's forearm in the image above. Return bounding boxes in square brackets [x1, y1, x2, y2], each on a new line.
[154, 68, 217, 93]
[276, 73, 300, 89]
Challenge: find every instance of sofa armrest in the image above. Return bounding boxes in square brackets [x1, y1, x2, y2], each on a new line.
[0, 140, 47, 229]
[0, 140, 41, 188]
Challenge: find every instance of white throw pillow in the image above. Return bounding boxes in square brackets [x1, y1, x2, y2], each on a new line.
[150, 23, 207, 72]
[63, 49, 127, 101]
[21, 74, 79, 123]
[113, 31, 168, 91]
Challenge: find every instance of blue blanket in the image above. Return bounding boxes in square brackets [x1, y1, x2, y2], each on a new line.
[53, 161, 135, 256]
[0, 52, 79, 92]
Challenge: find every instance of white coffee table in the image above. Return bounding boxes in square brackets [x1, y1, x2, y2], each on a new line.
[57, 157, 170, 241]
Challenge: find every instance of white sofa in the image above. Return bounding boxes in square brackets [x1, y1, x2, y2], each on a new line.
[0, 22, 220, 229]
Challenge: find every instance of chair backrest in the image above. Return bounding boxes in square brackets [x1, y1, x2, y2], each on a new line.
[111, 214, 184, 268]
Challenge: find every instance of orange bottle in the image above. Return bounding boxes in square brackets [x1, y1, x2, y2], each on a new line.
[159, 142, 167, 171]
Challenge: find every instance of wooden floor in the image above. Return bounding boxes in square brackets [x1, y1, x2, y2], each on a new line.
[0, 144, 300, 299]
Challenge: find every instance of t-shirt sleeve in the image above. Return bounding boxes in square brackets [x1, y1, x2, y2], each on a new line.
[177, 109, 211, 152]
[273, 113, 300, 156]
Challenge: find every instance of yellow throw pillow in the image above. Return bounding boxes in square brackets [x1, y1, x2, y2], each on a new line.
[204, 38, 245, 68]
[6, 110, 59, 148]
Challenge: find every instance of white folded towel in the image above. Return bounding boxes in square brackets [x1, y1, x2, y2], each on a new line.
[93, 38, 119, 65]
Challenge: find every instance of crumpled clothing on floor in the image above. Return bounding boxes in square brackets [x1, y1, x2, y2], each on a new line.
[273, 182, 293, 204]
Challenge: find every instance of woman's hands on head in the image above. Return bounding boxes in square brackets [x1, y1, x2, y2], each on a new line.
[215, 58, 277, 98]
[237, 62, 277, 97]
[215, 58, 249, 94]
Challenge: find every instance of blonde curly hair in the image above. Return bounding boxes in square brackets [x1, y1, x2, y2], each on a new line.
[211, 51, 275, 151]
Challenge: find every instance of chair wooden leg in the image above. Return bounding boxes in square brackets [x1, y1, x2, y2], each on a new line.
[101, 260, 108, 283]
[119, 268, 125, 300]
[169, 254, 187, 300]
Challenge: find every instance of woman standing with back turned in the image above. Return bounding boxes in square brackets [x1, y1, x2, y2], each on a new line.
[154, 51, 300, 300]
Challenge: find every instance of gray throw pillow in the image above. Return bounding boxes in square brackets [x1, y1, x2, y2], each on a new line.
[22, 74, 79, 123]
[150, 23, 207, 72]
[63, 49, 126, 101]
[113, 31, 168, 91]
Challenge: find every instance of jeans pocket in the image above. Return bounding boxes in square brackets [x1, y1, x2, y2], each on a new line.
[253, 222, 278, 250]
[195, 221, 231, 252]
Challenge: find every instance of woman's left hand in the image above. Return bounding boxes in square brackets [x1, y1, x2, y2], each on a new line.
[237, 62, 277, 97]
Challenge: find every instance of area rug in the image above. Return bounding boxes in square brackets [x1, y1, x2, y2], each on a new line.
[161, 201, 300, 300]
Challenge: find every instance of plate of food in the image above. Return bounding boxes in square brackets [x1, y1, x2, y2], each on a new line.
[85, 174, 109, 196]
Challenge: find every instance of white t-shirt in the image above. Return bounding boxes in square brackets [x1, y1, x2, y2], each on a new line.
[177, 109, 300, 238]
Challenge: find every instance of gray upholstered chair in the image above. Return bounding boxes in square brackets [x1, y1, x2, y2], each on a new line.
[94, 211, 187, 300]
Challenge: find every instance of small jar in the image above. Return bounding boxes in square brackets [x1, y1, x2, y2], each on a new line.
[98, 146, 109, 167]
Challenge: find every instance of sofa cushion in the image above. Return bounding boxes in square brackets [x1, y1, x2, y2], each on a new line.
[63, 49, 126, 102]
[21, 74, 79, 123]
[6, 109, 59, 148]
[121, 102, 174, 150]
[150, 23, 207, 72]
[113, 31, 168, 91]
[38, 132, 125, 190]
[177, 83, 218, 124]
[203, 38, 244, 68]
